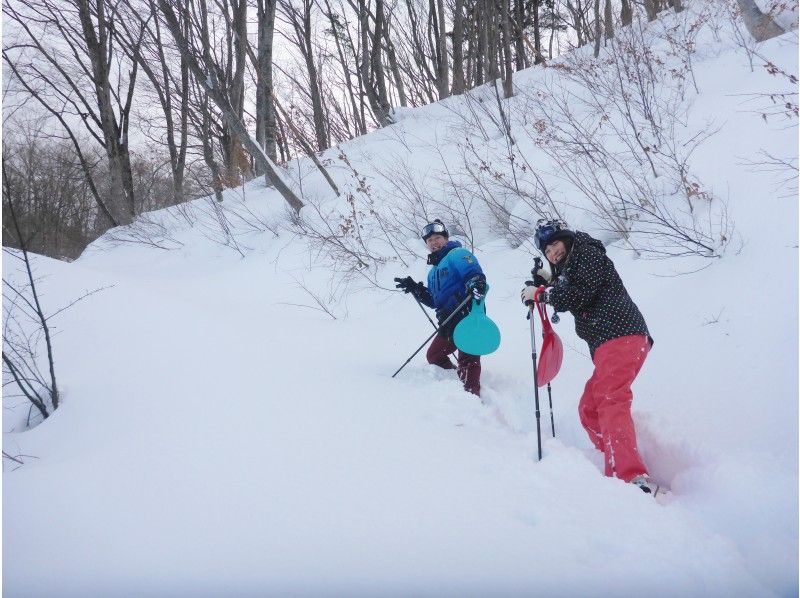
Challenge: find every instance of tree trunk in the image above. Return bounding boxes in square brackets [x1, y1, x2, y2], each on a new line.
[274, 97, 340, 196]
[474, 4, 485, 85]
[299, 0, 328, 151]
[643, 0, 657, 21]
[404, 0, 437, 99]
[383, 21, 408, 107]
[593, 0, 601, 57]
[323, 0, 366, 135]
[736, 0, 785, 41]
[256, 0, 278, 166]
[434, 0, 450, 99]
[514, 0, 527, 69]
[176, 11, 190, 204]
[532, 0, 543, 64]
[276, 112, 290, 162]
[372, 0, 392, 118]
[358, 0, 392, 126]
[225, 0, 250, 186]
[200, 103, 225, 203]
[484, 0, 499, 81]
[604, 0, 614, 40]
[76, 0, 135, 225]
[620, 0, 632, 26]
[451, 0, 467, 95]
[567, 0, 585, 47]
[501, 0, 514, 97]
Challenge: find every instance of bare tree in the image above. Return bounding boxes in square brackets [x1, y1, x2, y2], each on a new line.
[530, 0, 544, 64]
[321, 0, 369, 134]
[3, 134, 100, 259]
[517, 17, 730, 258]
[4, 0, 141, 227]
[225, 0, 251, 186]
[381, 7, 410, 107]
[117, 0, 190, 206]
[501, 0, 514, 97]
[352, 0, 394, 125]
[451, 0, 467, 94]
[278, 0, 330, 151]
[485, 0, 500, 81]
[157, 0, 304, 212]
[76, 0, 140, 222]
[565, 0, 594, 47]
[432, 0, 450, 99]
[2, 165, 59, 423]
[643, 0, 657, 21]
[620, 0, 632, 26]
[255, 0, 279, 164]
[512, 0, 527, 68]
[2, 54, 118, 227]
[593, 0, 602, 57]
[736, 0, 785, 41]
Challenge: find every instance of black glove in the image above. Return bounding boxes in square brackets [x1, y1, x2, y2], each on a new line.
[394, 276, 418, 293]
[394, 276, 425, 297]
[466, 276, 487, 298]
[531, 257, 552, 287]
[532, 273, 549, 287]
[470, 280, 487, 295]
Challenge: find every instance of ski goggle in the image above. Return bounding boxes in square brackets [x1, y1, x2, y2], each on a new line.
[421, 221, 447, 240]
[534, 219, 567, 251]
[535, 225, 557, 246]
[534, 225, 558, 250]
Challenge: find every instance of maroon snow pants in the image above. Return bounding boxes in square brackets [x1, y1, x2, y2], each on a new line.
[426, 333, 481, 397]
[579, 335, 650, 482]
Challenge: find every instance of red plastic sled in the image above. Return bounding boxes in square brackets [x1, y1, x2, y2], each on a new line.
[535, 299, 563, 386]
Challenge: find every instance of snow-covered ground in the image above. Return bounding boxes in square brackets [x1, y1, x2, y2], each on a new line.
[3, 5, 797, 597]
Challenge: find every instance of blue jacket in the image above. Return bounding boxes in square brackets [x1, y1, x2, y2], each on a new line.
[417, 241, 484, 323]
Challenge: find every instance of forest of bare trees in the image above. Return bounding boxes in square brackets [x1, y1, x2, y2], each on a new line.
[2, 0, 777, 260]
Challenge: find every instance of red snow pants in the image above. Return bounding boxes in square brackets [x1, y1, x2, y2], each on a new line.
[427, 333, 481, 397]
[579, 335, 650, 482]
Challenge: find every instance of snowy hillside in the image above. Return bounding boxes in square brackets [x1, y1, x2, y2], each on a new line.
[4, 4, 798, 597]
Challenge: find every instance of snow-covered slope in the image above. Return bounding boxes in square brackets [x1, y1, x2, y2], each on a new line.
[4, 5, 797, 596]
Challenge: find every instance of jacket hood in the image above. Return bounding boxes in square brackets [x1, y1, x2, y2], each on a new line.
[574, 231, 606, 254]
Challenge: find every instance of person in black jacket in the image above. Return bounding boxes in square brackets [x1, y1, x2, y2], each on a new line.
[521, 220, 656, 493]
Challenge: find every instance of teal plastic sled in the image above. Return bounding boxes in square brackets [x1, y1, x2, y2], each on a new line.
[453, 297, 501, 356]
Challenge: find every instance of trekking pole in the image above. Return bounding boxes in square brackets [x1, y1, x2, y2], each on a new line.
[392, 294, 473, 378]
[524, 282, 543, 461]
[531, 258, 556, 439]
[535, 300, 556, 439]
[413, 294, 437, 330]
[538, 299, 556, 438]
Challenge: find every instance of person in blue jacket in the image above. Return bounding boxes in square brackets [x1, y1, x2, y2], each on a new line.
[394, 220, 487, 396]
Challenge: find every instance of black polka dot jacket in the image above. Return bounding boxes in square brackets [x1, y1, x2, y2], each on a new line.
[546, 231, 652, 358]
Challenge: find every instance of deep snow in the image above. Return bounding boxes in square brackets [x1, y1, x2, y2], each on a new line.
[3, 5, 798, 597]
